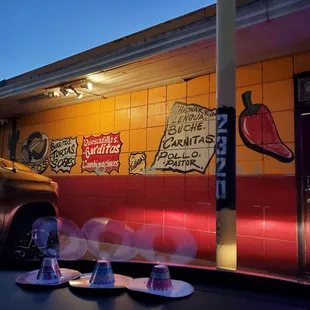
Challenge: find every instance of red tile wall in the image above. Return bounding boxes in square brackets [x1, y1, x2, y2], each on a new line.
[53, 174, 297, 276]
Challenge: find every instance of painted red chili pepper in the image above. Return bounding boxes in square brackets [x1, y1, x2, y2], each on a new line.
[239, 91, 294, 163]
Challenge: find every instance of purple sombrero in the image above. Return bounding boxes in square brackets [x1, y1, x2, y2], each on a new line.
[69, 260, 132, 289]
[16, 257, 80, 286]
[126, 264, 194, 298]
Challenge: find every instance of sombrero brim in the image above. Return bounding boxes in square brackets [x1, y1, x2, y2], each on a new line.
[69, 273, 133, 289]
[16, 268, 81, 286]
[126, 278, 194, 298]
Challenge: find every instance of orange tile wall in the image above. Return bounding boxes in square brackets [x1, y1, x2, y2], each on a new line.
[7, 51, 305, 177]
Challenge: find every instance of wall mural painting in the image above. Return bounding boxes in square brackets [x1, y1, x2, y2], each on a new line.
[239, 91, 294, 163]
[129, 152, 147, 175]
[152, 101, 216, 174]
[81, 133, 122, 174]
[21, 131, 49, 174]
[50, 137, 78, 173]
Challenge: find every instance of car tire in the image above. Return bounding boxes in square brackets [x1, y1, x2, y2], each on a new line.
[1, 206, 56, 264]
[4, 216, 46, 262]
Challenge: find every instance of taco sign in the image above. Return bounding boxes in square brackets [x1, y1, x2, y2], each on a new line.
[21, 131, 49, 174]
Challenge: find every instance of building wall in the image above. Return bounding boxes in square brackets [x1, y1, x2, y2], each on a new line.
[4, 50, 310, 275]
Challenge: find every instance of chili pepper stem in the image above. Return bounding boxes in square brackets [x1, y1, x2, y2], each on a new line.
[242, 91, 253, 108]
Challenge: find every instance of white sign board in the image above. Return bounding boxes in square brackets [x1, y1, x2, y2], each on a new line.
[152, 102, 216, 174]
[50, 137, 78, 173]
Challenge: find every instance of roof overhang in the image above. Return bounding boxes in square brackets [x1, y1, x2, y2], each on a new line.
[1, 0, 310, 118]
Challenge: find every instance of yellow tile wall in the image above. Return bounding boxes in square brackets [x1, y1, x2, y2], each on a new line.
[6, 51, 310, 177]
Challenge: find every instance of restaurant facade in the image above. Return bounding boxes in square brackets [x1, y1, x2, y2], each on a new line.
[1, 0, 310, 278]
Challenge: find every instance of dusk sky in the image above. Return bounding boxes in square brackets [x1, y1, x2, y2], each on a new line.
[0, 0, 215, 80]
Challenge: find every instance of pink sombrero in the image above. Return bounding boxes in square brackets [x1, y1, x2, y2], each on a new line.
[126, 264, 194, 298]
[16, 257, 80, 286]
[69, 260, 132, 289]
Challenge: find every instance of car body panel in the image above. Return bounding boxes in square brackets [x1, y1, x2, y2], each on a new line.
[0, 158, 59, 253]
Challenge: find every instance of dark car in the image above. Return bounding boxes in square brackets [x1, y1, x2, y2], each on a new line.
[0, 158, 59, 261]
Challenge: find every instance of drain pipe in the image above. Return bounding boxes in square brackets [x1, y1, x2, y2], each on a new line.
[215, 0, 237, 271]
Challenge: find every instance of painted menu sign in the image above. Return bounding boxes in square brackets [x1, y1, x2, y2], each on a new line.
[50, 137, 78, 173]
[152, 102, 216, 174]
[81, 133, 122, 174]
[129, 152, 146, 175]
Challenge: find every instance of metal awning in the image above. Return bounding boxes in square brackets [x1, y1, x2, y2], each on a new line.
[0, 0, 310, 118]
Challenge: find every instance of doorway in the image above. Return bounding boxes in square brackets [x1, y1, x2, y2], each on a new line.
[294, 71, 310, 276]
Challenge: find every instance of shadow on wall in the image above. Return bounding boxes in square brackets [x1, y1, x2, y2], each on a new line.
[51, 172, 297, 277]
